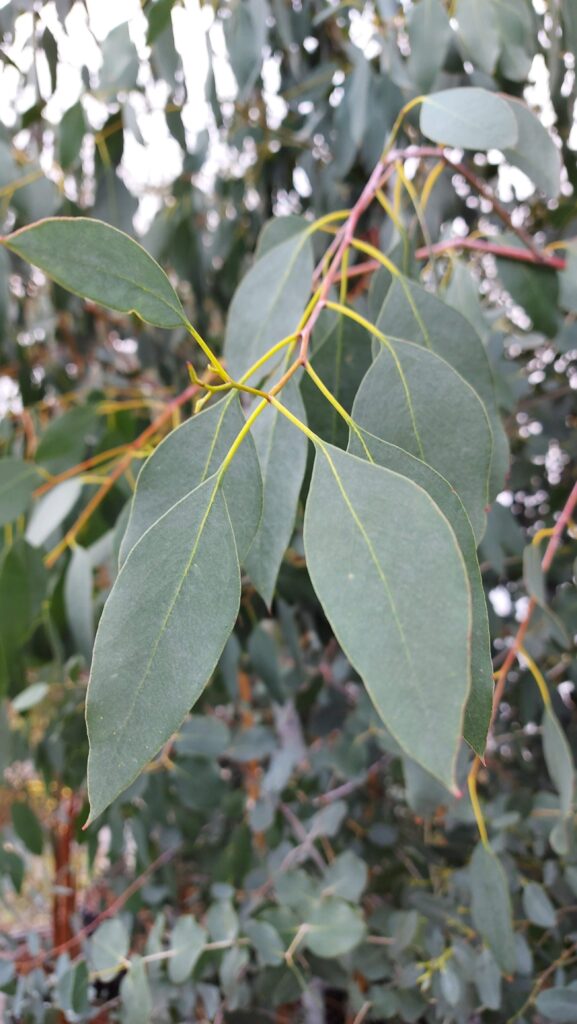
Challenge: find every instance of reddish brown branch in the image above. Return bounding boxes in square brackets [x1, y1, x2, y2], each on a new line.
[414, 237, 565, 268]
[5, 845, 179, 972]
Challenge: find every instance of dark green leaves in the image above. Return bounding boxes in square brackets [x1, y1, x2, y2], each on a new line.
[86, 476, 240, 822]
[3, 218, 188, 329]
[0, 457, 40, 527]
[470, 843, 516, 974]
[224, 230, 314, 378]
[120, 396, 262, 566]
[304, 444, 471, 789]
[420, 88, 518, 151]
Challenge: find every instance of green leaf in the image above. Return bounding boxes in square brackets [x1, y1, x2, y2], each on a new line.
[91, 919, 130, 976]
[494, 0, 534, 82]
[0, 540, 47, 662]
[11, 682, 49, 713]
[224, 231, 313, 379]
[146, 0, 176, 45]
[536, 987, 577, 1023]
[35, 405, 100, 476]
[0, 457, 40, 527]
[119, 396, 262, 565]
[245, 379, 308, 606]
[375, 275, 508, 499]
[3, 218, 188, 330]
[25, 479, 82, 548]
[559, 245, 577, 314]
[58, 101, 86, 170]
[175, 715, 231, 758]
[168, 916, 206, 984]
[497, 242, 559, 337]
[97, 23, 139, 97]
[474, 948, 501, 1010]
[522, 882, 556, 929]
[304, 444, 471, 789]
[244, 920, 284, 967]
[503, 98, 561, 199]
[523, 543, 570, 648]
[11, 802, 43, 855]
[86, 475, 240, 822]
[121, 957, 151, 1024]
[224, 0, 267, 100]
[64, 546, 94, 662]
[323, 851, 368, 902]
[56, 960, 89, 1017]
[542, 704, 575, 855]
[455, 0, 500, 74]
[470, 843, 516, 974]
[302, 313, 372, 448]
[348, 427, 492, 755]
[420, 88, 518, 151]
[406, 0, 451, 92]
[352, 341, 493, 543]
[305, 898, 366, 958]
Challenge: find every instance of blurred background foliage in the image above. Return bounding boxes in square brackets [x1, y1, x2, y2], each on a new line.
[1, 0, 577, 1021]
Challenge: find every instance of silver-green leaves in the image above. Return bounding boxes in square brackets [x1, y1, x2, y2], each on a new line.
[304, 444, 471, 789]
[120, 396, 262, 566]
[3, 218, 188, 329]
[420, 87, 518, 151]
[470, 843, 516, 974]
[352, 340, 493, 542]
[224, 228, 314, 378]
[86, 476, 241, 822]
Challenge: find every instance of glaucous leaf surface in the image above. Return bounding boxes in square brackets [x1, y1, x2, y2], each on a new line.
[304, 898, 367, 958]
[168, 917, 206, 984]
[86, 476, 240, 822]
[245, 379, 308, 606]
[304, 444, 471, 789]
[348, 427, 492, 754]
[352, 341, 492, 542]
[375, 275, 509, 498]
[470, 844, 516, 974]
[224, 231, 314, 379]
[420, 87, 518, 151]
[119, 395, 262, 565]
[3, 218, 188, 329]
[503, 97, 562, 198]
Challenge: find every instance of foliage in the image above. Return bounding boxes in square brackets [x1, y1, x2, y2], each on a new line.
[0, 1, 576, 1022]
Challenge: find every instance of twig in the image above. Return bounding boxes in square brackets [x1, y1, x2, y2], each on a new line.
[44, 383, 199, 567]
[3, 845, 180, 969]
[414, 237, 565, 268]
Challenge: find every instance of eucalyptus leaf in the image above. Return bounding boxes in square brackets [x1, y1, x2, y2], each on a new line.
[168, 917, 206, 984]
[420, 87, 518, 151]
[348, 427, 492, 755]
[120, 395, 262, 565]
[304, 444, 471, 789]
[352, 340, 493, 542]
[470, 843, 516, 974]
[3, 218, 189, 330]
[86, 476, 240, 822]
[224, 231, 314, 379]
[0, 457, 40, 527]
[245, 379, 308, 606]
